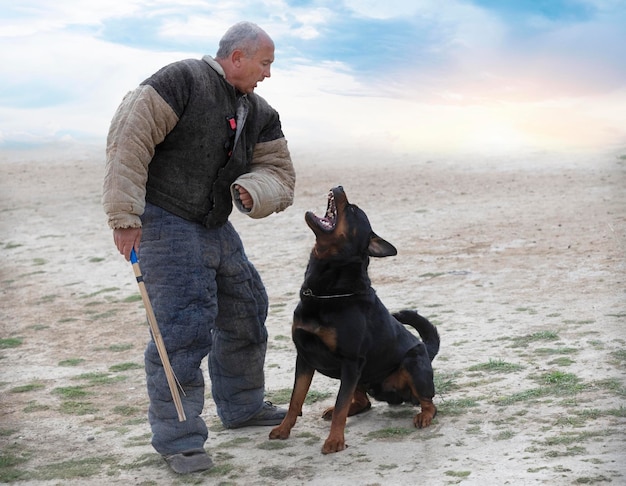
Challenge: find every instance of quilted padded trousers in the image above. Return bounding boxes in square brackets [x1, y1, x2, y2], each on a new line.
[139, 203, 269, 455]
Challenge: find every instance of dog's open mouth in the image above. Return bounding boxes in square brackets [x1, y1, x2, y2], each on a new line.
[305, 188, 340, 233]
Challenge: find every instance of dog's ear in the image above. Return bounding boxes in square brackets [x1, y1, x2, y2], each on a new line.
[368, 232, 397, 257]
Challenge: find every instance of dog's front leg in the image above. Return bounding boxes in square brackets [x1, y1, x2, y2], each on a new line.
[322, 361, 361, 454]
[269, 355, 314, 440]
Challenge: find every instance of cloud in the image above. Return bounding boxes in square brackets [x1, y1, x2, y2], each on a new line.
[0, 0, 624, 152]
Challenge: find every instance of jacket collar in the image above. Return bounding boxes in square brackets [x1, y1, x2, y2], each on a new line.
[202, 55, 226, 78]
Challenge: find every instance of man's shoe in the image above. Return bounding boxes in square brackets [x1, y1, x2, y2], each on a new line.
[230, 401, 287, 428]
[163, 448, 213, 474]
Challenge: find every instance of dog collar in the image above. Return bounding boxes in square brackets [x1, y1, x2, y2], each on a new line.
[301, 289, 357, 299]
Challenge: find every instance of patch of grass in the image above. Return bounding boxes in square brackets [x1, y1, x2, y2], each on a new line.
[59, 401, 98, 415]
[112, 405, 141, 416]
[73, 372, 126, 386]
[383, 408, 416, 420]
[542, 430, 605, 447]
[515, 307, 538, 315]
[567, 319, 595, 325]
[468, 358, 523, 373]
[510, 331, 559, 348]
[88, 257, 106, 263]
[264, 387, 292, 404]
[32, 258, 47, 266]
[23, 401, 50, 413]
[207, 462, 237, 477]
[494, 430, 516, 440]
[367, 427, 414, 439]
[257, 440, 291, 450]
[119, 452, 162, 470]
[434, 371, 459, 394]
[608, 349, 626, 365]
[89, 310, 118, 320]
[608, 406, 626, 417]
[219, 437, 253, 447]
[445, 470, 471, 478]
[0, 443, 31, 482]
[499, 371, 586, 405]
[0, 337, 23, 349]
[419, 272, 446, 278]
[438, 398, 479, 415]
[58, 358, 85, 367]
[575, 475, 614, 483]
[540, 371, 581, 387]
[38, 294, 58, 303]
[10, 382, 45, 393]
[548, 357, 574, 366]
[304, 389, 333, 404]
[594, 378, 626, 396]
[31, 455, 118, 480]
[545, 445, 587, 457]
[82, 288, 120, 298]
[109, 362, 142, 372]
[258, 465, 309, 481]
[267, 388, 333, 405]
[108, 343, 133, 352]
[0, 428, 18, 437]
[534, 347, 578, 356]
[124, 433, 152, 447]
[53, 385, 90, 399]
[27, 324, 49, 331]
[496, 388, 544, 405]
[122, 294, 142, 303]
[4, 242, 23, 250]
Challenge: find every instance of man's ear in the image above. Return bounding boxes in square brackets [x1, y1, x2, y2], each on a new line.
[231, 49, 243, 67]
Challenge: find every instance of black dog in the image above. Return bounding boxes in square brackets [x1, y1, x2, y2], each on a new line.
[269, 186, 440, 454]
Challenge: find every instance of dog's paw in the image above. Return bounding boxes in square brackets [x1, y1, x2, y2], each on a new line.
[413, 412, 431, 428]
[269, 426, 290, 440]
[413, 404, 437, 428]
[322, 436, 347, 454]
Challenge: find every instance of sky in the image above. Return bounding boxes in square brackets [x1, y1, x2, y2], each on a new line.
[1, 0, 625, 155]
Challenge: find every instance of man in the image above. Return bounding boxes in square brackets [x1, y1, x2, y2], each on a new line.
[102, 21, 295, 474]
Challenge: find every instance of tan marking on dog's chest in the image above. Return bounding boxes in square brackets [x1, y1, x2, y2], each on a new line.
[293, 320, 338, 352]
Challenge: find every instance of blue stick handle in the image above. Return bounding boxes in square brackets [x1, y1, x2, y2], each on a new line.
[130, 248, 138, 264]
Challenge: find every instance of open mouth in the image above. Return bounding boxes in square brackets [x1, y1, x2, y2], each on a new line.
[306, 189, 338, 233]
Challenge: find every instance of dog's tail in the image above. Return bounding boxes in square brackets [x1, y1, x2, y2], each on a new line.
[393, 310, 440, 361]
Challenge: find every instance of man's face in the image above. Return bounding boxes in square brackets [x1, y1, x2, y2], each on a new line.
[231, 36, 274, 94]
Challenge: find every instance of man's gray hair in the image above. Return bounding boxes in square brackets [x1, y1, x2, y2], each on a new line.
[216, 21, 268, 59]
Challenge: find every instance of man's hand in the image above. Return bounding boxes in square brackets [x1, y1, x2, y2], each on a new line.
[234, 184, 253, 209]
[113, 227, 142, 261]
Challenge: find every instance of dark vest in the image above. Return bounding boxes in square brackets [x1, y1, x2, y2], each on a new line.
[142, 58, 283, 227]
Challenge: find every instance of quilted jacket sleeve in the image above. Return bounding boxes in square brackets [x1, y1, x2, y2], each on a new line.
[102, 85, 179, 229]
[231, 137, 295, 219]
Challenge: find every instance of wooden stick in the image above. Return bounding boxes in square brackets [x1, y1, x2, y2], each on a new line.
[131, 249, 186, 422]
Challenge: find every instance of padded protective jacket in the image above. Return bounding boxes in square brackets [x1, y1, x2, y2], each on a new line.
[103, 56, 295, 229]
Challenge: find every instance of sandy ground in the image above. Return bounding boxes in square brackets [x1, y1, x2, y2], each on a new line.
[0, 146, 625, 485]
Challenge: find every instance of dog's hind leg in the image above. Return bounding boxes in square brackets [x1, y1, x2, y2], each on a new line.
[322, 385, 371, 420]
[404, 345, 437, 428]
[269, 355, 315, 440]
